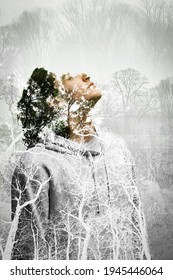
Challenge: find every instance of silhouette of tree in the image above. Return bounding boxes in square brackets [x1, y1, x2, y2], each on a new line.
[112, 68, 148, 116]
[157, 77, 173, 118]
[17, 68, 64, 147]
[139, 0, 173, 72]
[0, 26, 16, 70]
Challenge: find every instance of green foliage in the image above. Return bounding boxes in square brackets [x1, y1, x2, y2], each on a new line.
[52, 120, 70, 139]
[17, 67, 67, 146]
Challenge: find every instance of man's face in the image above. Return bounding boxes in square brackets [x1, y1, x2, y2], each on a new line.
[62, 73, 102, 102]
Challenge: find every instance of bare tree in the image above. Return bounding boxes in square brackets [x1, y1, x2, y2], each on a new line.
[0, 26, 16, 70]
[157, 77, 173, 118]
[0, 155, 51, 260]
[11, 8, 56, 73]
[154, 77, 173, 190]
[135, 87, 160, 119]
[138, 0, 173, 72]
[55, 0, 134, 72]
[3, 74, 19, 115]
[112, 68, 148, 116]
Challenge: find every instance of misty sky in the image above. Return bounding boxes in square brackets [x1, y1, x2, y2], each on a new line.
[0, 0, 173, 84]
[0, 0, 140, 26]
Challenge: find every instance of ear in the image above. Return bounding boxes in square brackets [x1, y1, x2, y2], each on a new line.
[46, 96, 61, 108]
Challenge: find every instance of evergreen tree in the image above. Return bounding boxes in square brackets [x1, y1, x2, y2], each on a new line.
[17, 68, 68, 147]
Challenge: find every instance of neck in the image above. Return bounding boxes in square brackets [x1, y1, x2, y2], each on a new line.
[68, 108, 96, 143]
[69, 125, 96, 143]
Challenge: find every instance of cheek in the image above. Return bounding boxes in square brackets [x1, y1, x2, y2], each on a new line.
[64, 81, 74, 92]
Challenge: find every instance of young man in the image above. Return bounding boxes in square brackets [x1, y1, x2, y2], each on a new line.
[11, 73, 150, 260]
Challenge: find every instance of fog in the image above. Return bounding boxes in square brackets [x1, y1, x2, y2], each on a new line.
[0, 0, 173, 260]
[0, 0, 173, 85]
[0, 0, 140, 26]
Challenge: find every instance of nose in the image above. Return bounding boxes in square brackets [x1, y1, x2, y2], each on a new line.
[87, 82, 94, 88]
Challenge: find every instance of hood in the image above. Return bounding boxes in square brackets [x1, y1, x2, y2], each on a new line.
[34, 129, 110, 215]
[38, 131, 101, 158]
[38, 131, 105, 214]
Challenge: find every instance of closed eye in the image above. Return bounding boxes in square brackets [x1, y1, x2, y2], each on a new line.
[83, 76, 90, 82]
[81, 73, 90, 82]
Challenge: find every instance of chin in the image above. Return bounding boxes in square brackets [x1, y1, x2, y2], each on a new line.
[92, 90, 102, 101]
[88, 89, 102, 100]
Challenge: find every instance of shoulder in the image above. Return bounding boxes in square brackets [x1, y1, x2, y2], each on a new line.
[98, 130, 134, 164]
[98, 130, 128, 150]
[14, 144, 58, 171]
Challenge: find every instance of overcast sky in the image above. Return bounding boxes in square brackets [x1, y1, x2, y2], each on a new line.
[0, 0, 63, 25]
[0, 0, 141, 26]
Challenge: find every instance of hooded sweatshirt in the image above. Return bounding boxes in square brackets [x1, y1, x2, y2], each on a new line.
[11, 131, 150, 260]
